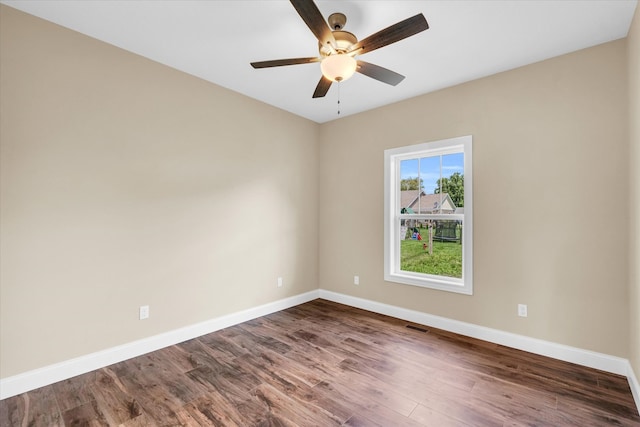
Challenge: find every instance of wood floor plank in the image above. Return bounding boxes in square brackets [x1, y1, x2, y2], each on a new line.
[90, 368, 144, 425]
[0, 394, 27, 426]
[117, 412, 156, 426]
[181, 392, 248, 427]
[420, 388, 506, 427]
[408, 403, 473, 427]
[0, 388, 64, 427]
[1, 299, 638, 426]
[327, 370, 420, 417]
[470, 374, 558, 410]
[250, 382, 343, 426]
[52, 371, 97, 412]
[180, 338, 233, 372]
[553, 399, 640, 427]
[151, 344, 200, 374]
[237, 317, 346, 369]
[598, 372, 637, 396]
[61, 399, 111, 426]
[232, 349, 322, 392]
[196, 333, 249, 364]
[186, 364, 260, 403]
[342, 402, 427, 427]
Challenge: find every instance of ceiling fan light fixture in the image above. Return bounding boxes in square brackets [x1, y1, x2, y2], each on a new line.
[321, 54, 357, 82]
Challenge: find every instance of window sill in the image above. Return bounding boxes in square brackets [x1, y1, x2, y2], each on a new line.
[384, 271, 472, 295]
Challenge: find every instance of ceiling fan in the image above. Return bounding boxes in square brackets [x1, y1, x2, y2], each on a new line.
[250, 0, 429, 98]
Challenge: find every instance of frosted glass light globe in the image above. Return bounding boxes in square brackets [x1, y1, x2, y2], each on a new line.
[321, 54, 357, 82]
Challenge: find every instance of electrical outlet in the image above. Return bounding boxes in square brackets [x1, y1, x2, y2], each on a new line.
[139, 305, 150, 320]
[518, 304, 528, 317]
[277, 277, 283, 287]
[354, 275, 360, 285]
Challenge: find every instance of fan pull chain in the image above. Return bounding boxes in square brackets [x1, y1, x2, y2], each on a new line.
[337, 82, 341, 116]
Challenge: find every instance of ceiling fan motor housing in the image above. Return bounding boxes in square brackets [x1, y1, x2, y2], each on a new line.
[318, 30, 357, 56]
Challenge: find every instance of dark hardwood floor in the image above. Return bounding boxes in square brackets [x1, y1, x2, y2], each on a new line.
[1, 299, 639, 426]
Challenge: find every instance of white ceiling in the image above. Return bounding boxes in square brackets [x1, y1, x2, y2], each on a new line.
[2, 0, 637, 123]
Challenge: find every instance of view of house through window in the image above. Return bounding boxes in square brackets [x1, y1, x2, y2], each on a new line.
[399, 153, 464, 278]
[384, 135, 472, 294]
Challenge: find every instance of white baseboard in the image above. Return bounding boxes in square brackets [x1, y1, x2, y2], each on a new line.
[0, 290, 320, 400]
[318, 290, 630, 376]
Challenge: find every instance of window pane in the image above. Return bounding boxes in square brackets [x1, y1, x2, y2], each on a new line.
[417, 156, 440, 213]
[399, 158, 420, 214]
[438, 153, 464, 210]
[399, 219, 463, 278]
[419, 156, 440, 195]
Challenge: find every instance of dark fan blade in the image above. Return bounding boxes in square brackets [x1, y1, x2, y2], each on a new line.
[356, 61, 405, 86]
[313, 76, 332, 98]
[290, 0, 336, 48]
[348, 14, 428, 55]
[251, 57, 321, 68]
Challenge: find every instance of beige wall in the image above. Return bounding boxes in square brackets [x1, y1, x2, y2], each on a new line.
[0, 6, 319, 377]
[319, 39, 630, 357]
[629, 4, 640, 380]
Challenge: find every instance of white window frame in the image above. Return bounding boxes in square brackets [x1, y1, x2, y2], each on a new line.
[384, 135, 473, 295]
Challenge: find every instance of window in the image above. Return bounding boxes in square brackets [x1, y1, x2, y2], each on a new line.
[384, 135, 472, 294]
